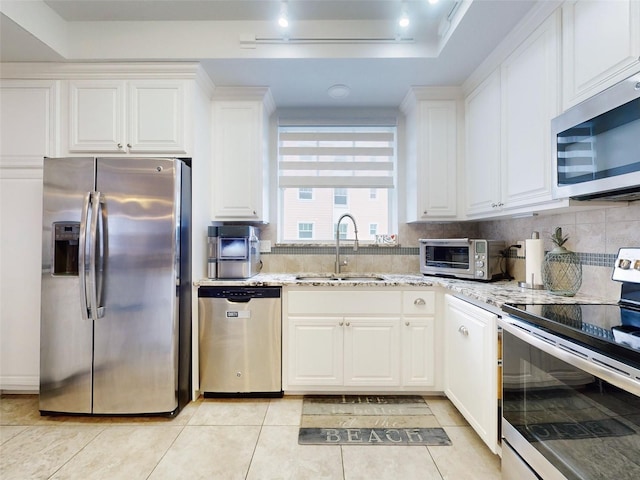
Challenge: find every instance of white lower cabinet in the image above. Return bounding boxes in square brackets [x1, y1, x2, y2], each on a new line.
[444, 294, 499, 454]
[284, 288, 438, 392]
[344, 317, 401, 386]
[288, 316, 344, 386]
[287, 315, 401, 387]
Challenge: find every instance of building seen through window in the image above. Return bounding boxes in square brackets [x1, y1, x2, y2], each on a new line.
[278, 125, 396, 243]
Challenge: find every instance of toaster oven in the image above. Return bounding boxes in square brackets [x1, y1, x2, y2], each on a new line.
[419, 238, 506, 281]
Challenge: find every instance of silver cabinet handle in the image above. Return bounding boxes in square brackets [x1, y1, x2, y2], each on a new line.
[339, 321, 344, 326]
[414, 298, 426, 306]
[127, 143, 132, 148]
[345, 322, 351, 327]
[458, 325, 469, 336]
[405, 321, 410, 326]
[117, 143, 123, 149]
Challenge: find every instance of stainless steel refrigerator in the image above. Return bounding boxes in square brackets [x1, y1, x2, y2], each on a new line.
[40, 157, 191, 416]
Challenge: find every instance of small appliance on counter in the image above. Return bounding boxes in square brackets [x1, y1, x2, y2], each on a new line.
[211, 225, 262, 279]
[419, 238, 507, 281]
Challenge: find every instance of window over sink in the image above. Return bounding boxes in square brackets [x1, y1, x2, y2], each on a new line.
[277, 124, 397, 243]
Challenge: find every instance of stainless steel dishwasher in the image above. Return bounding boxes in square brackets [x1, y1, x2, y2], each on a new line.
[198, 286, 282, 397]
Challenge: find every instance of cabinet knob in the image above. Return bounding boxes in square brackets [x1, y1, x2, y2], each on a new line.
[498, 202, 504, 207]
[458, 325, 469, 336]
[405, 321, 410, 326]
[423, 210, 427, 215]
[414, 297, 426, 306]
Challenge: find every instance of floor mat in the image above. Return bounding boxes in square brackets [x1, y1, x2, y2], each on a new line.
[298, 395, 452, 446]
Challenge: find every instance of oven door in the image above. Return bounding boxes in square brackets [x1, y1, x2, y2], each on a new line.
[500, 317, 640, 480]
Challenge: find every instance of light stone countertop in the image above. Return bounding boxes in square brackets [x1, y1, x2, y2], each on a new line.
[195, 273, 615, 311]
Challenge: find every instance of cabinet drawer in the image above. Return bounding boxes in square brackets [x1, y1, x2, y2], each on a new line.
[402, 291, 435, 315]
[287, 290, 401, 315]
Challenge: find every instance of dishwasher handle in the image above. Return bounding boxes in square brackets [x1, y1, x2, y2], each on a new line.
[225, 297, 252, 303]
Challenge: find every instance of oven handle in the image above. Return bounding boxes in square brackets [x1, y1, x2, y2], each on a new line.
[498, 316, 640, 397]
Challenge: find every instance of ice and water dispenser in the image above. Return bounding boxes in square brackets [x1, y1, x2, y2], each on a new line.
[52, 222, 80, 276]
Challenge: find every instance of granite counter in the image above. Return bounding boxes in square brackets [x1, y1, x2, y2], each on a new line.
[195, 273, 615, 311]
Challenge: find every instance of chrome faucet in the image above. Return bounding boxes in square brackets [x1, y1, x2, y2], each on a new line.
[335, 213, 359, 274]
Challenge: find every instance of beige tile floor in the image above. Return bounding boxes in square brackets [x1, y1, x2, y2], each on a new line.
[0, 394, 501, 480]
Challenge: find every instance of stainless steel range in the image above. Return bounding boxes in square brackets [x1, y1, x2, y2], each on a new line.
[500, 247, 640, 479]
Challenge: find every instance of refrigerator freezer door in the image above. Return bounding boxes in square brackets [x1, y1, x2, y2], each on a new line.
[92, 157, 180, 414]
[40, 157, 95, 414]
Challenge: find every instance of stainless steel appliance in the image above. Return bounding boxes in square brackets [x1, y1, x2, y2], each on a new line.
[500, 247, 640, 479]
[207, 226, 218, 279]
[552, 72, 640, 201]
[419, 238, 507, 281]
[40, 157, 191, 416]
[216, 225, 262, 279]
[198, 286, 282, 396]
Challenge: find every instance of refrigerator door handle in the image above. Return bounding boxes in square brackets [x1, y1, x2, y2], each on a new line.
[79, 191, 91, 321]
[89, 191, 105, 320]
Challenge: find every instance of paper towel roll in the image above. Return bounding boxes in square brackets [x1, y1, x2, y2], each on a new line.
[525, 239, 544, 287]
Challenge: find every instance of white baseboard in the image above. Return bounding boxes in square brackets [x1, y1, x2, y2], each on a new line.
[0, 375, 39, 393]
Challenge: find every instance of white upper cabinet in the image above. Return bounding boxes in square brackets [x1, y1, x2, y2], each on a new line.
[68, 79, 187, 154]
[211, 88, 275, 222]
[501, 10, 560, 210]
[464, 11, 560, 219]
[402, 89, 460, 221]
[562, 0, 640, 110]
[465, 71, 502, 217]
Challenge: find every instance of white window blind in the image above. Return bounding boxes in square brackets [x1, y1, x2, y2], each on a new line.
[278, 126, 396, 188]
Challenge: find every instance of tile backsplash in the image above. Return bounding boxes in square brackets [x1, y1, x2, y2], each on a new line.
[259, 201, 639, 302]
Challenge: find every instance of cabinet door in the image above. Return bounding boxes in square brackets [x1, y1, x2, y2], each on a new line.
[211, 101, 263, 220]
[287, 317, 343, 386]
[0, 80, 58, 391]
[465, 71, 502, 217]
[562, 0, 640, 109]
[69, 80, 126, 153]
[416, 101, 458, 219]
[128, 80, 186, 153]
[444, 295, 498, 454]
[344, 317, 400, 386]
[501, 11, 559, 209]
[401, 317, 435, 387]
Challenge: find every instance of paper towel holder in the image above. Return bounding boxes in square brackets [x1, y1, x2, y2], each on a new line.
[518, 231, 545, 290]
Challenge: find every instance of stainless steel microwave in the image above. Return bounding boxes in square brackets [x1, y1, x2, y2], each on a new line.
[419, 238, 506, 281]
[551, 73, 640, 201]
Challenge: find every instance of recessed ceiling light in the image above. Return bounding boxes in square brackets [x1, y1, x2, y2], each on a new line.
[328, 84, 351, 99]
[399, 3, 410, 28]
[278, 1, 289, 28]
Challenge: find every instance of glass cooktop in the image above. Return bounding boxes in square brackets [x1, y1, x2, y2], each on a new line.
[502, 302, 640, 369]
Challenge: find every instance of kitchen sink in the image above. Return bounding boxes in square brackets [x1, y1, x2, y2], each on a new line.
[295, 274, 386, 282]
